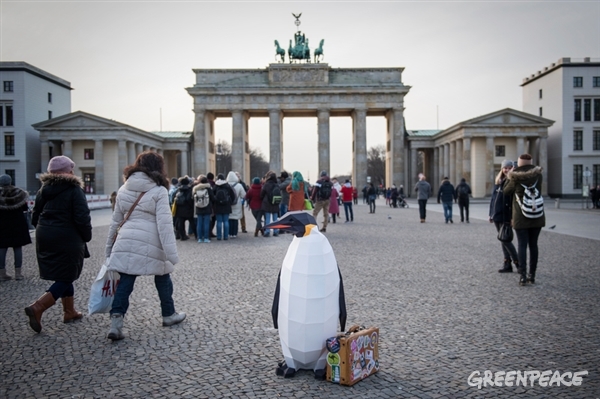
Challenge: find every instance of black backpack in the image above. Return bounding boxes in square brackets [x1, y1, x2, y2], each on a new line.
[270, 184, 282, 204]
[319, 180, 333, 200]
[458, 185, 469, 198]
[214, 185, 231, 205]
[175, 188, 191, 206]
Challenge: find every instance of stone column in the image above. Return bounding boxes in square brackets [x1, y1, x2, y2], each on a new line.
[485, 136, 495, 194]
[135, 143, 143, 155]
[269, 109, 283, 173]
[449, 141, 456, 184]
[63, 139, 73, 159]
[143, 145, 150, 152]
[41, 141, 50, 173]
[353, 108, 368, 189]
[317, 109, 330, 175]
[232, 109, 244, 175]
[410, 147, 417, 188]
[117, 140, 127, 188]
[443, 143, 449, 178]
[94, 139, 104, 194]
[539, 136, 548, 196]
[127, 142, 136, 165]
[433, 146, 439, 196]
[192, 108, 207, 175]
[462, 138, 471, 184]
[180, 148, 189, 177]
[456, 139, 463, 183]
[516, 137, 525, 158]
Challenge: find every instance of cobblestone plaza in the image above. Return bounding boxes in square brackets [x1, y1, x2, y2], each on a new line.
[1, 200, 598, 398]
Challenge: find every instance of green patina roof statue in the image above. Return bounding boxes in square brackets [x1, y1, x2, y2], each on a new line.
[274, 13, 324, 64]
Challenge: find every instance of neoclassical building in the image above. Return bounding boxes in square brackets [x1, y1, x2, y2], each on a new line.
[407, 108, 553, 197]
[33, 111, 190, 195]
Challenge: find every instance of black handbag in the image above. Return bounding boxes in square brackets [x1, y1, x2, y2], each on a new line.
[497, 223, 513, 243]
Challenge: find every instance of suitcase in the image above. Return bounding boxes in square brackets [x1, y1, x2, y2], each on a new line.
[325, 325, 379, 386]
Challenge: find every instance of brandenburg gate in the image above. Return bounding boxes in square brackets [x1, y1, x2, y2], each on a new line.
[186, 63, 411, 189]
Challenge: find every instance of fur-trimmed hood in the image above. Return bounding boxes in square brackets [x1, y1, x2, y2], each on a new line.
[39, 173, 85, 202]
[508, 165, 543, 183]
[0, 185, 28, 210]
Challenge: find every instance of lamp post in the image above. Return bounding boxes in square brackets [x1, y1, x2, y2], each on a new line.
[216, 143, 222, 176]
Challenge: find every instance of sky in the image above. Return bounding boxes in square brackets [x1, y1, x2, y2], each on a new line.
[1, 0, 599, 180]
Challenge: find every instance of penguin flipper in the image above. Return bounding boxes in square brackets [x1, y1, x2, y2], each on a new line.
[272, 269, 282, 329]
[338, 265, 347, 332]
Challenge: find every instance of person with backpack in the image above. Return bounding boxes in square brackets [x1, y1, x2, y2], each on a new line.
[489, 160, 519, 273]
[437, 177, 457, 224]
[227, 171, 246, 238]
[311, 170, 333, 232]
[503, 154, 545, 286]
[173, 176, 196, 241]
[455, 178, 472, 223]
[286, 171, 308, 212]
[278, 171, 292, 217]
[193, 176, 214, 243]
[260, 171, 281, 237]
[366, 183, 377, 214]
[213, 173, 235, 241]
[245, 177, 264, 237]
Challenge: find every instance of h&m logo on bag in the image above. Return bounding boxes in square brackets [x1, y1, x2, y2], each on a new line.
[516, 180, 544, 218]
[101, 279, 119, 297]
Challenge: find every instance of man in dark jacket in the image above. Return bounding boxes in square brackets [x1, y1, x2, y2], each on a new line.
[278, 171, 291, 217]
[260, 172, 281, 237]
[173, 176, 196, 241]
[503, 154, 545, 286]
[311, 170, 332, 232]
[437, 177, 457, 223]
[455, 178, 472, 223]
[213, 173, 235, 240]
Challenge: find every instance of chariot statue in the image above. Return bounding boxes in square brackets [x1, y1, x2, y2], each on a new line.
[273, 13, 324, 64]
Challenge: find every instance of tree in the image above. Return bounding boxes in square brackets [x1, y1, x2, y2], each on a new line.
[215, 140, 231, 176]
[215, 140, 270, 180]
[249, 147, 270, 179]
[367, 144, 386, 187]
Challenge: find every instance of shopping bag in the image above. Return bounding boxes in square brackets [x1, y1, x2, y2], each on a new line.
[88, 259, 120, 315]
[304, 199, 314, 210]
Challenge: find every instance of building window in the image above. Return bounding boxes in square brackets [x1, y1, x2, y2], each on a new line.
[573, 130, 583, 151]
[573, 77, 583, 88]
[48, 93, 52, 103]
[83, 173, 95, 194]
[4, 170, 15, 186]
[594, 130, 600, 151]
[3, 81, 13, 92]
[594, 99, 600, 121]
[584, 99, 591, 121]
[594, 77, 600, 87]
[573, 165, 583, 189]
[4, 135, 15, 156]
[539, 107, 543, 117]
[84, 148, 94, 160]
[495, 145, 505, 157]
[539, 89, 543, 99]
[574, 99, 581, 121]
[0, 104, 13, 126]
[48, 111, 52, 120]
[594, 164, 600, 187]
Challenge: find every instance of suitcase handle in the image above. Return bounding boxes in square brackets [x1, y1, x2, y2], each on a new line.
[345, 324, 363, 334]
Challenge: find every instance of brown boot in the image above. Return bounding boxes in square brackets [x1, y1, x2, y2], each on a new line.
[254, 228, 259, 237]
[62, 296, 83, 323]
[24, 292, 56, 333]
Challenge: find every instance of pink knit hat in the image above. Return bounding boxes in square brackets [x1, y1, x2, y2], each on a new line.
[47, 155, 75, 174]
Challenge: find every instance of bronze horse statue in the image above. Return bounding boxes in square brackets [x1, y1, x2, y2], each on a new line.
[313, 39, 324, 63]
[288, 38, 310, 63]
[274, 40, 286, 63]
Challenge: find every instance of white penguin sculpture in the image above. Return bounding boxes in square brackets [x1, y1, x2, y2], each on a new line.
[266, 211, 347, 378]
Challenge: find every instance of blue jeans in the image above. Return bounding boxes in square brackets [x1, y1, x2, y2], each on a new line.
[343, 202, 354, 221]
[279, 203, 288, 217]
[0, 246, 22, 269]
[264, 212, 279, 235]
[196, 214, 211, 240]
[111, 272, 175, 317]
[216, 213, 230, 240]
[443, 201, 453, 221]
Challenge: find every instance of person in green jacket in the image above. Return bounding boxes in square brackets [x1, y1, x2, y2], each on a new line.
[503, 154, 545, 286]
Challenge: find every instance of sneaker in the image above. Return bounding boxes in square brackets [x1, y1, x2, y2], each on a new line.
[319, 228, 326, 233]
[450, 219, 454, 224]
[345, 220, 349, 223]
[204, 239, 211, 243]
[197, 239, 203, 243]
[162, 312, 186, 327]
[217, 237, 222, 241]
[263, 232, 270, 237]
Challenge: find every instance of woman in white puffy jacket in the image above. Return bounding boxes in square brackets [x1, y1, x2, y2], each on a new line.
[105, 151, 186, 341]
[226, 171, 246, 238]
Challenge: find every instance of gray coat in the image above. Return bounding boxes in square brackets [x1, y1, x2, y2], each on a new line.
[414, 180, 431, 200]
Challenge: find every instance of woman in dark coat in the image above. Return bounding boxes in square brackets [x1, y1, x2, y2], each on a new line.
[489, 160, 518, 273]
[25, 156, 92, 333]
[245, 177, 264, 237]
[260, 171, 281, 237]
[0, 174, 32, 281]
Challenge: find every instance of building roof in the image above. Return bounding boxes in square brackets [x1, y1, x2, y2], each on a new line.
[150, 131, 192, 139]
[407, 129, 441, 137]
[521, 57, 600, 86]
[0, 62, 72, 90]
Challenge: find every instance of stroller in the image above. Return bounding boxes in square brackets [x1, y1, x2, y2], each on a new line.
[397, 195, 409, 208]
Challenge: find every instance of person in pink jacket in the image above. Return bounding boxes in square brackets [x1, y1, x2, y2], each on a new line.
[328, 186, 340, 224]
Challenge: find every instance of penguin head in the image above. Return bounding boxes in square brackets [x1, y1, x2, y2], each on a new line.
[263, 211, 318, 237]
